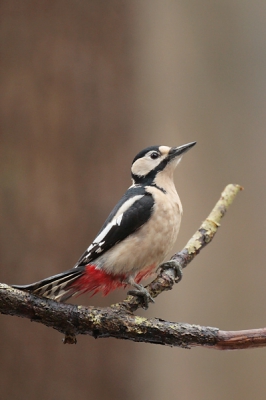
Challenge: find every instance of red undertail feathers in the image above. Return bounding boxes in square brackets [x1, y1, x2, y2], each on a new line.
[71, 264, 127, 297]
[12, 263, 156, 302]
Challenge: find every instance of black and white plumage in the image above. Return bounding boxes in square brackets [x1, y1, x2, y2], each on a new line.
[12, 142, 196, 304]
[75, 185, 154, 267]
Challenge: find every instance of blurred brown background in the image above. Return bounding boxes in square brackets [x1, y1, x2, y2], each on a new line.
[1, 1, 266, 399]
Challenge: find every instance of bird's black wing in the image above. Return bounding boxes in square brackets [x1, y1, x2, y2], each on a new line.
[75, 186, 154, 267]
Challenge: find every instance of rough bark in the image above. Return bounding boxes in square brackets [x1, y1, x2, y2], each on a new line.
[2, 183, 258, 351]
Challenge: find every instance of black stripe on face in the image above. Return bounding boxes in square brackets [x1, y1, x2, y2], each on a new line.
[131, 157, 169, 185]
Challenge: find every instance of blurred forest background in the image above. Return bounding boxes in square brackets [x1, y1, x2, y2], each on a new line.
[1, 1, 266, 399]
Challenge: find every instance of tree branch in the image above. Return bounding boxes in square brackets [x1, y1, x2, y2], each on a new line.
[122, 183, 243, 312]
[2, 183, 261, 351]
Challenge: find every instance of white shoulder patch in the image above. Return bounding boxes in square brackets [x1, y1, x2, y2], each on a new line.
[86, 194, 144, 252]
[116, 213, 123, 226]
[113, 194, 144, 220]
[86, 243, 94, 252]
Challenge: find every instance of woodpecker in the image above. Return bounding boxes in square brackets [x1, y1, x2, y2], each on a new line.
[12, 142, 196, 307]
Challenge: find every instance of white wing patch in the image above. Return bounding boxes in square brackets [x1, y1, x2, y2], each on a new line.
[87, 243, 94, 252]
[84, 194, 144, 255]
[116, 213, 123, 226]
[112, 194, 144, 220]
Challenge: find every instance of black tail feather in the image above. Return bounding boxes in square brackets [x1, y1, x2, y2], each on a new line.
[12, 268, 83, 302]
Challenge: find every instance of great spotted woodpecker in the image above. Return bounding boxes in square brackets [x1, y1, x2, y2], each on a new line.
[12, 142, 196, 306]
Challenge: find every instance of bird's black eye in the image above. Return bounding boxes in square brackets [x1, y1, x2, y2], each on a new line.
[150, 152, 159, 159]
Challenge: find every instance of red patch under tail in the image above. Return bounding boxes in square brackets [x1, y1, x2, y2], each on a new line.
[71, 264, 127, 296]
[70, 263, 156, 298]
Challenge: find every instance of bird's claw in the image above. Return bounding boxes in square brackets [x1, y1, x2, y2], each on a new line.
[158, 260, 183, 283]
[127, 286, 155, 309]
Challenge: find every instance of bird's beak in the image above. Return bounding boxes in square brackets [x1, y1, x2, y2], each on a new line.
[168, 141, 196, 160]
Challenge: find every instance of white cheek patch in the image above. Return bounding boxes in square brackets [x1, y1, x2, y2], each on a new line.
[131, 157, 161, 177]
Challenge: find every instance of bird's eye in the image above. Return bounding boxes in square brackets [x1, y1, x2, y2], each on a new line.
[150, 152, 159, 159]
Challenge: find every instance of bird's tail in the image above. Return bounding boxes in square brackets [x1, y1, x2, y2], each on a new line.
[12, 265, 127, 302]
[12, 268, 83, 302]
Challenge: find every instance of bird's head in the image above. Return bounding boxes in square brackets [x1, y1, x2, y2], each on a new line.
[131, 142, 196, 185]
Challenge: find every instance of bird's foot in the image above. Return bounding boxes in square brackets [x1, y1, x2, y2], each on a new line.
[158, 260, 183, 283]
[127, 283, 155, 310]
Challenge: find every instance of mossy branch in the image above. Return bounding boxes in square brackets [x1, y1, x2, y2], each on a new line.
[2, 183, 261, 351]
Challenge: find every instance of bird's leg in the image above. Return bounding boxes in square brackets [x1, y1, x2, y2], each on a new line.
[127, 276, 155, 309]
[158, 260, 183, 283]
